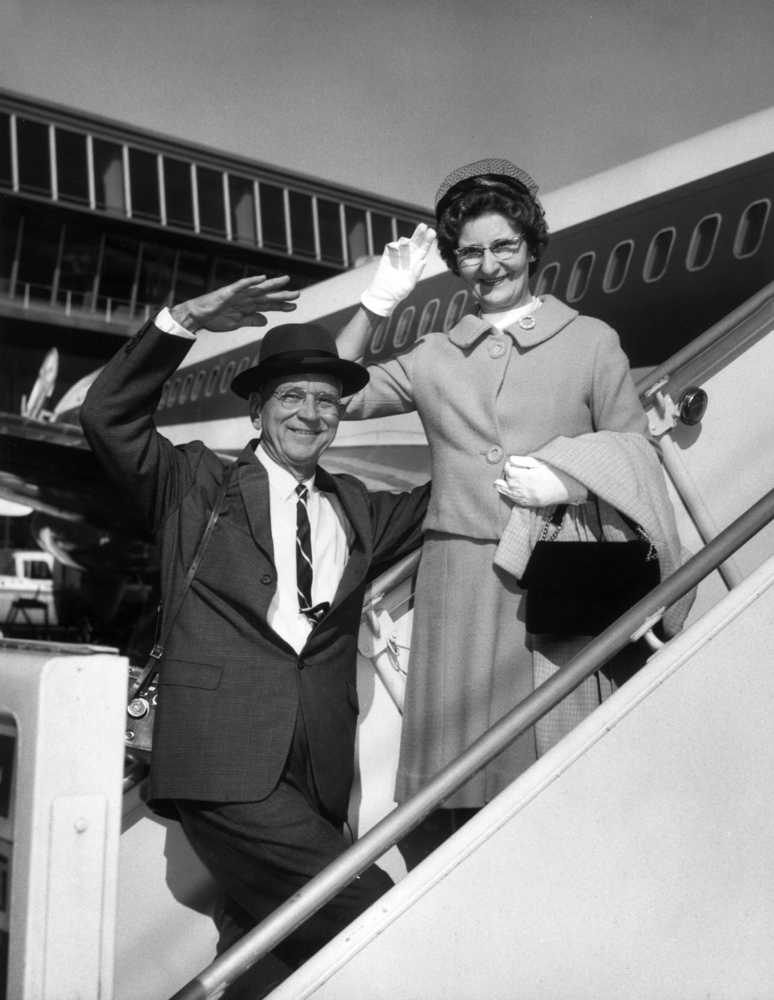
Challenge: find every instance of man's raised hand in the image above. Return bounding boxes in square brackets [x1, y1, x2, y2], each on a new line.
[170, 274, 299, 334]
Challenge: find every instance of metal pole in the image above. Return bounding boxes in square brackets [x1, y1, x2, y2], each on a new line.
[170, 486, 774, 1000]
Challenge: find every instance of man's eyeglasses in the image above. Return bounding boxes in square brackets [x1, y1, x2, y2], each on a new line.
[453, 235, 527, 267]
[264, 389, 343, 415]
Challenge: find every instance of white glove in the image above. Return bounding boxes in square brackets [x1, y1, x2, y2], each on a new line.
[360, 223, 437, 317]
[494, 455, 587, 507]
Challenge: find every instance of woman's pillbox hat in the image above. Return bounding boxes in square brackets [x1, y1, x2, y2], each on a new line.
[434, 159, 540, 222]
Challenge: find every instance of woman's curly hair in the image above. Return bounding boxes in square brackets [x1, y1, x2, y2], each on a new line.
[436, 181, 549, 277]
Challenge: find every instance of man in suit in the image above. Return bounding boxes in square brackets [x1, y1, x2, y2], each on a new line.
[80, 274, 430, 996]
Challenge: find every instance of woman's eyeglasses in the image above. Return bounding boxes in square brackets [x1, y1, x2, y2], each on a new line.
[453, 235, 526, 267]
[264, 389, 343, 415]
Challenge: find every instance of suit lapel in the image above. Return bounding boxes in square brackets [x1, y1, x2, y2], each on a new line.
[236, 441, 275, 567]
[315, 466, 370, 613]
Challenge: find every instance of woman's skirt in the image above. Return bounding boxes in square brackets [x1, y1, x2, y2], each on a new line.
[394, 531, 536, 808]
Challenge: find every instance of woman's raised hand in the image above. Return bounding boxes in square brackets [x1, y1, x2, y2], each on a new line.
[360, 223, 437, 317]
[170, 274, 300, 334]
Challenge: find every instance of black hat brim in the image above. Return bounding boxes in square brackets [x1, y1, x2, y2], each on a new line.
[231, 356, 370, 399]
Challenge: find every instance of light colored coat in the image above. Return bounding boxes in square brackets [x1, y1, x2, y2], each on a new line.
[344, 295, 650, 538]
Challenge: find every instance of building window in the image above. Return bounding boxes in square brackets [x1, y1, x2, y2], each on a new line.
[163, 157, 194, 229]
[136, 243, 175, 311]
[129, 148, 161, 222]
[686, 214, 721, 271]
[93, 138, 126, 214]
[15, 216, 61, 300]
[57, 224, 102, 308]
[228, 175, 257, 244]
[55, 129, 89, 205]
[317, 198, 344, 264]
[643, 228, 675, 283]
[212, 257, 246, 287]
[417, 298, 440, 338]
[392, 306, 416, 349]
[734, 200, 770, 259]
[97, 236, 140, 318]
[345, 206, 368, 264]
[566, 252, 595, 302]
[174, 250, 210, 302]
[260, 183, 287, 251]
[602, 241, 633, 293]
[197, 166, 226, 236]
[535, 262, 560, 297]
[370, 212, 393, 253]
[16, 118, 51, 196]
[443, 290, 468, 331]
[289, 191, 316, 258]
[0, 112, 11, 186]
[396, 220, 415, 239]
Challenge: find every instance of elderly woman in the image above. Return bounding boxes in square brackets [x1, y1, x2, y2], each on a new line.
[337, 159, 687, 820]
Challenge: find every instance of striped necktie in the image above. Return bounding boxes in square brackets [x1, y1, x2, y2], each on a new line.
[295, 484, 330, 624]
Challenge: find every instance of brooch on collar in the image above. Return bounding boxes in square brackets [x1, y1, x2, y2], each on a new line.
[518, 315, 536, 330]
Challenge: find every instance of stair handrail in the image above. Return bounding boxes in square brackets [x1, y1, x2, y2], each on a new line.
[170, 484, 774, 1000]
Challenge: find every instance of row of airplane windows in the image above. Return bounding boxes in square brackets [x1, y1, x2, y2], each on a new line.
[535, 199, 771, 302]
[0, 111, 420, 268]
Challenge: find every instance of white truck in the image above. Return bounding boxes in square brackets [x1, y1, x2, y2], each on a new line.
[0, 550, 57, 629]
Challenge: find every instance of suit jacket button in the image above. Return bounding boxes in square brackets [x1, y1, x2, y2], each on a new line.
[261, 574, 272, 584]
[298, 660, 305, 671]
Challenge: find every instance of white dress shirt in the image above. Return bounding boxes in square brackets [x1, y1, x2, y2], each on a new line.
[152, 309, 354, 653]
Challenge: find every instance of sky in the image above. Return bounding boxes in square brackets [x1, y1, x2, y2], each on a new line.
[0, 0, 773, 211]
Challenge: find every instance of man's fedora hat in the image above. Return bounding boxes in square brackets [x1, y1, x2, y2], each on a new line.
[230, 323, 370, 399]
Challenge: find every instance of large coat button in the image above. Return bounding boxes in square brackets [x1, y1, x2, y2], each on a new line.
[486, 445, 503, 464]
[489, 341, 506, 359]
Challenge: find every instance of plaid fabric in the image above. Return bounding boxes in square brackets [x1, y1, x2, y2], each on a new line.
[494, 431, 695, 638]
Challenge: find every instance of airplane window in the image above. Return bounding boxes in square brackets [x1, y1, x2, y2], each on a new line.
[686, 214, 721, 271]
[55, 129, 89, 205]
[205, 366, 221, 397]
[734, 200, 770, 258]
[371, 212, 394, 253]
[235, 356, 251, 377]
[643, 228, 675, 283]
[252, 350, 262, 367]
[317, 198, 344, 265]
[129, 148, 161, 222]
[393, 306, 416, 349]
[0, 112, 11, 186]
[417, 298, 440, 337]
[220, 361, 237, 393]
[566, 252, 595, 302]
[370, 318, 390, 354]
[16, 118, 51, 196]
[159, 382, 171, 408]
[166, 377, 182, 407]
[345, 206, 368, 264]
[602, 241, 634, 293]
[197, 166, 227, 236]
[229, 175, 257, 244]
[163, 157, 195, 229]
[289, 191, 316, 258]
[443, 290, 469, 331]
[535, 262, 560, 297]
[178, 373, 194, 404]
[259, 183, 287, 251]
[92, 138, 126, 214]
[190, 370, 207, 402]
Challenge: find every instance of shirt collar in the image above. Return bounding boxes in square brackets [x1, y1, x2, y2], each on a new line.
[446, 294, 579, 350]
[256, 442, 315, 501]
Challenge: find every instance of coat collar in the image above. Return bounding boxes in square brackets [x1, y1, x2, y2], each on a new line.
[447, 295, 579, 350]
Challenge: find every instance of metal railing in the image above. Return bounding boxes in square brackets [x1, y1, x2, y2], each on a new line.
[1, 279, 153, 325]
[170, 484, 774, 1000]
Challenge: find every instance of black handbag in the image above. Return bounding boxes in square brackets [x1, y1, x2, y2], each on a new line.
[125, 464, 234, 763]
[518, 502, 660, 637]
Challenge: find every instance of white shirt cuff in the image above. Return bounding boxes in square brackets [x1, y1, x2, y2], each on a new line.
[155, 306, 196, 340]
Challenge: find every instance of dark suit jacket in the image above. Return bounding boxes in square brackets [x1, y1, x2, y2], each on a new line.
[80, 320, 430, 820]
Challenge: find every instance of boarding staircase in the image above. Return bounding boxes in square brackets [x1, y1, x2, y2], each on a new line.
[5, 282, 774, 999]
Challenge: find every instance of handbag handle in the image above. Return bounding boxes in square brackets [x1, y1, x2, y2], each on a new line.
[129, 462, 234, 699]
[544, 501, 653, 547]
